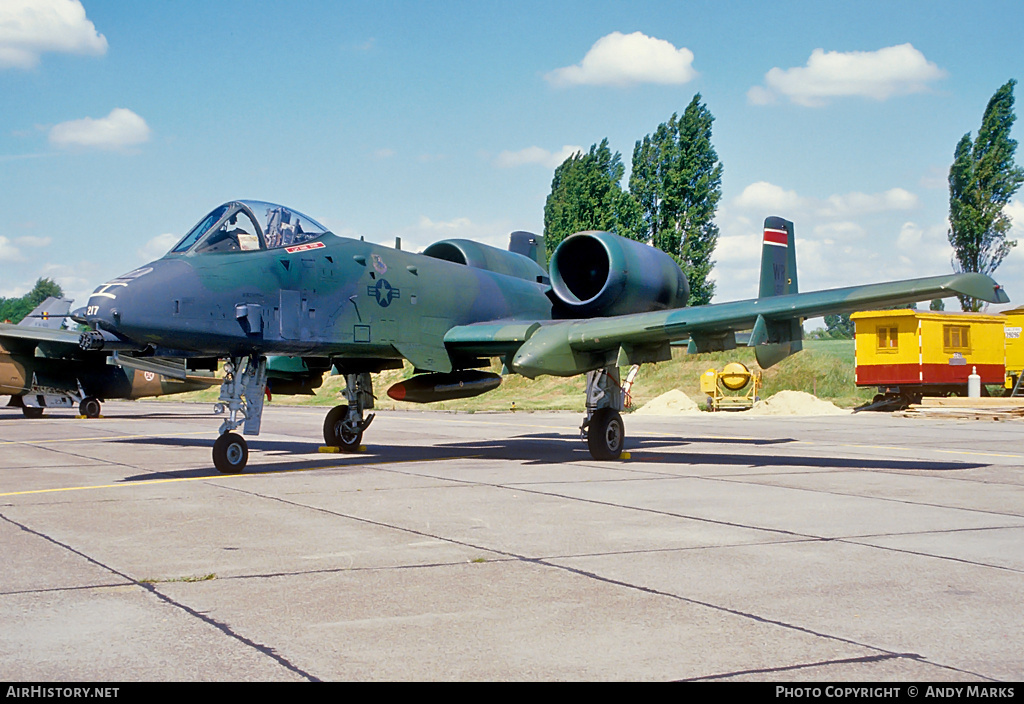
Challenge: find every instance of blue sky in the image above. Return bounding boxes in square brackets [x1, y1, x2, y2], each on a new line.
[1, 0, 1022, 323]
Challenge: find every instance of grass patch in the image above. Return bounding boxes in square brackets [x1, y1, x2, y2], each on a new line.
[165, 339, 872, 411]
[139, 573, 217, 584]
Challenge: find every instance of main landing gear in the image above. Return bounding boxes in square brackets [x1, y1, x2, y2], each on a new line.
[323, 372, 375, 452]
[79, 396, 102, 419]
[581, 367, 626, 460]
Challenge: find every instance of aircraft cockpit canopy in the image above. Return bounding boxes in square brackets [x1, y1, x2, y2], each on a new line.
[170, 201, 331, 255]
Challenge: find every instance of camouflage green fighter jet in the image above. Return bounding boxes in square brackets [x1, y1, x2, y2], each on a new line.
[79, 201, 1009, 473]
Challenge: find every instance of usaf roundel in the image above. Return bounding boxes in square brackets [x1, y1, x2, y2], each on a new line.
[368, 278, 401, 307]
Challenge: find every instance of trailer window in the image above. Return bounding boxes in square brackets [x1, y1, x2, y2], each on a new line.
[943, 325, 970, 351]
[876, 327, 898, 351]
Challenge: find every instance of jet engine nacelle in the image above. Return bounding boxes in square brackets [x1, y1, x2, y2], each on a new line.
[548, 231, 689, 318]
[422, 239, 547, 283]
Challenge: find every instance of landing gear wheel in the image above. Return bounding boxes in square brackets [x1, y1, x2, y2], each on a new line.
[324, 405, 362, 451]
[587, 408, 624, 460]
[79, 397, 101, 418]
[21, 406, 43, 419]
[213, 432, 248, 474]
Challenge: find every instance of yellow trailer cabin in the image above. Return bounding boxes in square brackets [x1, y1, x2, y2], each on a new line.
[851, 309, 1005, 406]
[1000, 306, 1024, 393]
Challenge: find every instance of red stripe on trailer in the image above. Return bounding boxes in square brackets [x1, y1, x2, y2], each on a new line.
[855, 362, 1004, 387]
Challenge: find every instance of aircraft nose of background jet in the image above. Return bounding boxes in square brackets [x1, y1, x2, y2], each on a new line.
[84, 259, 199, 342]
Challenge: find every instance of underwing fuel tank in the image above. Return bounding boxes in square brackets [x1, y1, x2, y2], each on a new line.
[386, 370, 501, 403]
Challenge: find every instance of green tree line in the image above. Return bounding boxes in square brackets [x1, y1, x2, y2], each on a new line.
[0, 278, 65, 324]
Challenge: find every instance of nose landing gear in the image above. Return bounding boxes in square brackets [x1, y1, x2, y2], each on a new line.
[211, 355, 266, 474]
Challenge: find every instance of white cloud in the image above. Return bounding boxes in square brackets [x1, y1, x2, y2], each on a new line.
[818, 188, 919, 218]
[137, 233, 179, 262]
[495, 144, 583, 169]
[49, 108, 151, 150]
[713, 181, 947, 303]
[1007, 199, 1024, 238]
[373, 148, 395, 160]
[749, 44, 946, 107]
[0, 0, 107, 69]
[394, 215, 516, 251]
[894, 221, 953, 272]
[0, 236, 23, 261]
[732, 182, 918, 219]
[733, 181, 805, 213]
[16, 235, 51, 248]
[545, 31, 697, 88]
[714, 232, 761, 267]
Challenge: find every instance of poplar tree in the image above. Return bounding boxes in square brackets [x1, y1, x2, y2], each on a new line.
[629, 95, 723, 305]
[948, 80, 1024, 311]
[542, 139, 638, 257]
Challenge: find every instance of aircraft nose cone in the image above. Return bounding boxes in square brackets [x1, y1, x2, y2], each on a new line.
[84, 260, 196, 341]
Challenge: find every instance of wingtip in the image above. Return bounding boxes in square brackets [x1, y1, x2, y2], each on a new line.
[948, 273, 1011, 304]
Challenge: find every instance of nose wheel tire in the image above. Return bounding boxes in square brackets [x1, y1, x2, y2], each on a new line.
[213, 432, 248, 474]
[79, 397, 101, 418]
[21, 406, 44, 419]
[324, 404, 363, 452]
[587, 408, 624, 460]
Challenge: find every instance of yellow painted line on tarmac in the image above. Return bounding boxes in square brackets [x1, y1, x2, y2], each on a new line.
[932, 448, 1024, 459]
[0, 453, 482, 498]
[794, 440, 1024, 461]
[440, 415, 1024, 460]
[0, 430, 213, 446]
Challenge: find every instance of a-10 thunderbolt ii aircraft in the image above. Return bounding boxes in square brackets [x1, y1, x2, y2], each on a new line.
[0, 297, 220, 417]
[78, 200, 1009, 473]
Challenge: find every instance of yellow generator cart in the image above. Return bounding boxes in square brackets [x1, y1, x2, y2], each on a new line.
[700, 362, 761, 411]
[851, 309, 1006, 409]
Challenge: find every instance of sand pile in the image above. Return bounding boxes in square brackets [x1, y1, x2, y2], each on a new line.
[746, 390, 850, 416]
[633, 389, 702, 415]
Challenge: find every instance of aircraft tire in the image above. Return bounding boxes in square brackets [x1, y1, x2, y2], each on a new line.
[80, 397, 101, 418]
[213, 432, 248, 474]
[21, 406, 44, 419]
[587, 408, 624, 460]
[323, 405, 362, 451]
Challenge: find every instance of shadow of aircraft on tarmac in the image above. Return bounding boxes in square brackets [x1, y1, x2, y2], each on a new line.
[110, 429, 986, 482]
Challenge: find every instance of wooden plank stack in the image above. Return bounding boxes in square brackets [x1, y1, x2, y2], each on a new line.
[898, 397, 1024, 421]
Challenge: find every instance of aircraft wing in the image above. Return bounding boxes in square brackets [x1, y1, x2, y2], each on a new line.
[0, 323, 84, 357]
[445, 272, 1009, 377]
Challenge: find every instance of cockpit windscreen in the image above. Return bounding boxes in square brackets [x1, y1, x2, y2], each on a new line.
[169, 201, 331, 255]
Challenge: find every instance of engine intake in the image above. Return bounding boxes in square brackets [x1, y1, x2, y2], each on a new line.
[549, 231, 689, 317]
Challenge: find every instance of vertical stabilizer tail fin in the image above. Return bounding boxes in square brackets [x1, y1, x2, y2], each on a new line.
[759, 217, 798, 298]
[752, 217, 802, 368]
[17, 297, 73, 329]
[509, 231, 547, 270]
